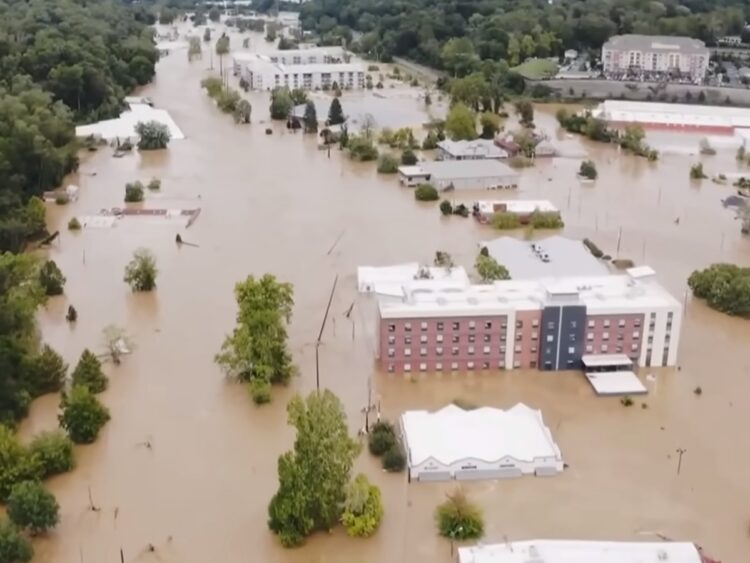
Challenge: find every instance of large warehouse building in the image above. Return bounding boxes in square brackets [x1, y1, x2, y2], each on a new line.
[400, 403, 563, 482]
[397, 160, 519, 190]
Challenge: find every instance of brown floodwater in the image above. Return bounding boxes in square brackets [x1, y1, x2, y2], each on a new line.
[17, 22, 750, 563]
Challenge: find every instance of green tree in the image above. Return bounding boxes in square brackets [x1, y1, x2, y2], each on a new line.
[188, 37, 202, 61]
[0, 519, 32, 563]
[441, 38, 477, 77]
[290, 89, 308, 105]
[209, 7, 221, 21]
[268, 391, 361, 546]
[0, 427, 41, 501]
[579, 160, 597, 180]
[328, 98, 345, 125]
[233, 99, 252, 124]
[377, 154, 399, 173]
[401, 148, 417, 165]
[303, 101, 318, 133]
[216, 34, 230, 76]
[340, 474, 383, 537]
[123, 248, 158, 292]
[475, 254, 510, 281]
[434, 251, 454, 268]
[479, 113, 501, 139]
[367, 420, 396, 455]
[58, 385, 110, 444]
[690, 163, 707, 179]
[28, 431, 74, 478]
[135, 121, 171, 150]
[203, 27, 211, 42]
[270, 88, 293, 120]
[688, 263, 750, 317]
[449, 73, 489, 110]
[215, 275, 295, 401]
[415, 184, 439, 201]
[435, 488, 484, 541]
[38, 261, 65, 296]
[515, 99, 534, 128]
[7, 481, 59, 535]
[27, 345, 67, 397]
[201, 77, 224, 98]
[445, 103, 476, 141]
[440, 200, 453, 216]
[124, 181, 145, 202]
[71, 349, 107, 393]
[382, 444, 406, 471]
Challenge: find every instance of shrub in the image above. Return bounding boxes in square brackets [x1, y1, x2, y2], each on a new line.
[0, 519, 32, 562]
[377, 154, 399, 174]
[452, 398, 478, 410]
[341, 474, 384, 537]
[490, 212, 520, 230]
[54, 194, 68, 205]
[124, 181, 145, 202]
[71, 349, 107, 393]
[620, 396, 634, 407]
[528, 211, 564, 229]
[39, 260, 65, 296]
[135, 121, 170, 150]
[28, 345, 67, 397]
[435, 489, 484, 540]
[475, 254, 510, 281]
[147, 178, 161, 191]
[7, 481, 59, 535]
[422, 131, 439, 150]
[688, 263, 750, 317]
[401, 148, 418, 165]
[508, 155, 534, 168]
[382, 444, 406, 472]
[248, 379, 272, 405]
[689, 163, 707, 179]
[579, 160, 597, 180]
[453, 203, 469, 217]
[201, 76, 223, 98]
[414, 184, 439, 202]
[439, 200, 453, 216]
[694, 386, 703, 396]
[67, 217, 81, 230]
[29, 431, 74, 478]
[348, 136, 379, 161]
[65, 305, 77, 322]
[368, 427, 396, 456]
[0, 427, 42, 502]
[59, 386, 110, 444]
[124, 248, 158, 292]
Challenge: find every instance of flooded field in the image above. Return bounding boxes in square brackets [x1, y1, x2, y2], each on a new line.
[18, 22, 750, 563]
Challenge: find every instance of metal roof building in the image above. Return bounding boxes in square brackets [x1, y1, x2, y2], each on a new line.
[437, 139, 508, 160]
[398, 160, 519, 190]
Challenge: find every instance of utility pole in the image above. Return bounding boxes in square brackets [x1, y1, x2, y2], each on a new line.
[675, 448, 687, 475]
[315, 275, 339, 392]
[361, 376, 375, 433]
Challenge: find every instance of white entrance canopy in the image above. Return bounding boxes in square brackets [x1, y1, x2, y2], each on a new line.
[400, 403, 563, 482]
[581, 354, 633, 369]
[585, 371, 647, 396]
[457, 539, 703, 563]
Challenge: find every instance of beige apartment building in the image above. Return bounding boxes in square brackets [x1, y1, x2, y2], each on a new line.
[602, 34, 709, 81]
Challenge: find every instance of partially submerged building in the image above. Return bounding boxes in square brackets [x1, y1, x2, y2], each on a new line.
[75, 102, 184, 143]
[458, 540, 706, 563]
[473, 200, 559, 224]
[436, 139, 508, 161]
[233, 52, 365, 90]
[400, 403, 563, 482]
[397, 160, 519, 190]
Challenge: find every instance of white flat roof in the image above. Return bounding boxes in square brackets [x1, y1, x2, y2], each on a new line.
[357, 263, 470, 296]
[457, 540, 702, 563]
[422, 159, 519, 180]
[75, 103, 184, 141]
[476, 200, 558, 215]
[592, 100, 750, 129]
[584, 371, 647, 396]
[398, 165, 429, 177]
[401, 404, 562, 466]
[437, 139, 508, 159]
[581, 354, 633, 368]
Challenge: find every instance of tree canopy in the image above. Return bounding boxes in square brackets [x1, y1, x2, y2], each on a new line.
[688, 263, 750, 317]
[268, 390, 361, 546]
[7, 481, 59, 536]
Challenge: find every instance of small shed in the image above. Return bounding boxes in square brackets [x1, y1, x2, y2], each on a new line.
[397, 165, 431, 187]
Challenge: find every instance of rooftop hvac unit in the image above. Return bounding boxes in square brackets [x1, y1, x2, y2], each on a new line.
[657, 550, 669, 561]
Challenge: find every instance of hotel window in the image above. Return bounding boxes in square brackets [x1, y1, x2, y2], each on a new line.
[387, 336, 395, 344]
[437, 322, 444, 331]
[547, 321, 554, 330]
[545, 347, 551, 355]
[387, 348, 395, 358]
[498, 361, 505, 369]
[500, 345, 506, 353]
[530, 361, 537, 369]
[568, 346, 575, 354]
[514, 344, 521, 353]
[617, 333, 624, 341]
[587, 320, 595, 328]
[587, 332, 593, 341]
[631, 343, 638, 351]
[546, 335, 553, 343]
[451, 362, 459, 370]
[514, 360, 521, 368]
[388, 324, 395, 332]
[483, 345, 491, 354]
[420, 347, 427, 357]
[420, 335, 428, 344]
[387, 363, 394, 373]
[436, 334, 444, 343]
[633, 331, 640, 339]
[602, 332, 609, 341]
[501, 322, 507, 329]
[603, 320, 610, 328]
[452, 322, 460, 330]
[500, 334, 507, 342]
[586, 344, 593, 353]
[468, 346, 475, 355]
[467, 361, 475, 370]
[452, 347, 459, 356]
[634, 318, 641, 328]
[616, 345, 623, 353]
[532, 319, 539, 327]
[419, 363, 427, 372]
[452, 335, 460, 344]
[601, 344, 608, 353]
[570, 321, 577, 328]
[515, 334, 522, 342]
[482, 362, 490, 370]
[468, 335, 476, 343]
[484, 321, 492, 329]
[569, 334, 576, 342]
[483, 334, 491, 343]
[618, 319, 626, 328]
[404, 348, 411, 357]
[421, 321, 428, 331]
[404, 322, 412, 332]
[404, 336, 412, 345]
[435, 362, 443, 371]
[404, 363, 411, 372]
[531, 345, 537, 353]
[516, 320, 523, 329]
[531, 331, 538, 340]
[469, 321, 476, 330]
[436, 346, 444, 356]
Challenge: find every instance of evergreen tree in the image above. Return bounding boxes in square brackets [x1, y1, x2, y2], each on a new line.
[71, 349, 107, 393]
[327, 98, 345, 125]
[303, 101, 318, 133]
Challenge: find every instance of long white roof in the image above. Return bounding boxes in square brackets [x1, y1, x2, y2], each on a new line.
[457, 540, 702, 563]
[401, 403, 562, 466]
[476, 200, 558, 215]
[75, 103, 184, 141]
[358, 263, 470, 296]
[592, 99, 750, 129]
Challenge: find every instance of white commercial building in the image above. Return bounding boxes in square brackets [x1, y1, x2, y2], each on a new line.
[602, 34, 709, 81]
[267, 47, 345, 65]
[397, 160, 519, 190]
[437, 139, 508, 160]
[400, 404, 563, 482]
[75, 102, 184, 142]
[457, 540, 704, 563]
[233, 52, 365, 90]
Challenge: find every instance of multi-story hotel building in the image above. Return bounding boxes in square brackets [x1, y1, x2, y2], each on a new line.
[376, 267, 681, 374]
[601, 34, 709, 81]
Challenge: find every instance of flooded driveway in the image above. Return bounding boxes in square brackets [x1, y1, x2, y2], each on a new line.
[19, 23, 750, 563]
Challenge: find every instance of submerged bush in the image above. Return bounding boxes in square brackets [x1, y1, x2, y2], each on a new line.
[414, 184, 439, 202]
[382, 444, 406, 472]
[435, 489, 484, 540]
[29, 431, 75, 478]
[377, 154, 399, 174]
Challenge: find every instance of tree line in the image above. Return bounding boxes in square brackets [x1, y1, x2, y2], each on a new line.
[0, 0, 158, 253]
[299, 0, 747, 75]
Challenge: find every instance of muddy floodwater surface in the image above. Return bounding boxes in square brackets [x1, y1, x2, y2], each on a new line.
[17, 23, 750, 563]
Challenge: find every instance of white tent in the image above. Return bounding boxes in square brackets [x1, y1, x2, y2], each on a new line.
[400, 403, 563, 482]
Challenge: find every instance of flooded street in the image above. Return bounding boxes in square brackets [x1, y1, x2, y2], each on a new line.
[18, 25, 750, 563]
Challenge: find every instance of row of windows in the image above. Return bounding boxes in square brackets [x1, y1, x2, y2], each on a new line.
[387, 344, 532, 358]
[387, 332, 531, 345]
[387, 316, 647, 334]
[586, 331, 640, 341]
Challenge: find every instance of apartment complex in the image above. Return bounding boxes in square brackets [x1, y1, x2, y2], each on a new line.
[266, 47, 345, 65]
[376, 267, 681, 374]
[602, 34, 709, 81]
[233, 51, 364, 91]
